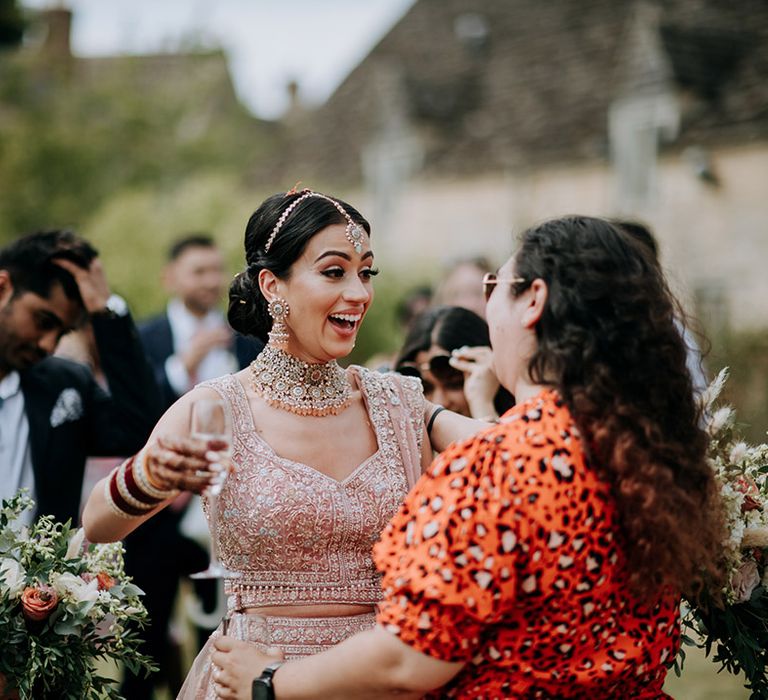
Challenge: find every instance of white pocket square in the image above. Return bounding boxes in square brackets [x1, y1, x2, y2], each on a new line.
[50, 388, 84, 428]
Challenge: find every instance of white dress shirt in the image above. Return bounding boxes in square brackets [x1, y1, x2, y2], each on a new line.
[0, 371, 35, 526]
[163, 298, 238, 395]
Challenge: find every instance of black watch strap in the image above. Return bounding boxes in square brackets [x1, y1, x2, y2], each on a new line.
[252, 661, 284, 700]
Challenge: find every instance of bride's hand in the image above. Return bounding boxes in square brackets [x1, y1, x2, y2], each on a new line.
[145, 435, 227, 495]
[212, 636, 285, 700]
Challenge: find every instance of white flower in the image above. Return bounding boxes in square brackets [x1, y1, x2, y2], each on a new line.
[701, 367, 729, 413]
[729, 442, 748, 464]
[0, 557, 26, 598]
[709, 407, 734, 435]
[50, 572, 100, 604]
[65, 528, 86, 560]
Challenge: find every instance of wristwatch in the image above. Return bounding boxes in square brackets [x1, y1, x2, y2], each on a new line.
[92, 293, 129, 319]
[252, 661, 283, 700]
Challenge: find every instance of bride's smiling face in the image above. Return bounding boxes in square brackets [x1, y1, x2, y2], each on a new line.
[265, 223, 377, 363]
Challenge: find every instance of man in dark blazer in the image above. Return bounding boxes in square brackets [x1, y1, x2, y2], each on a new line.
[0, 230, 161, 526]
[139, 234, 262, 410]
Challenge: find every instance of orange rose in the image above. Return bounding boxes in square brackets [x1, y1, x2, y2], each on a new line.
[21, 585, 59, 621]
[96, 572, 116, 591]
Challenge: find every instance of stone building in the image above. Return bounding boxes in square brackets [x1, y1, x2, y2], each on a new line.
[263, 0, 768, 333]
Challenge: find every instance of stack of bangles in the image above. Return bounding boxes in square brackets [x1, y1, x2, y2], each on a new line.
[104, 448, 179, 519]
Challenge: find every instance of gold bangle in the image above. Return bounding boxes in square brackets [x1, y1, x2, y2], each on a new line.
[134, 448, 178, 500]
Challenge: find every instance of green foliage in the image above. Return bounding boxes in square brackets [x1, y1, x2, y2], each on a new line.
[80, 174, 271, 318]
[0, 0, 24, 48]
[0, 45, 276, 242]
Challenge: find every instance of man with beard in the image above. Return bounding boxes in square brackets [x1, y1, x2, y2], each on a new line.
[0, 230, 161, 526]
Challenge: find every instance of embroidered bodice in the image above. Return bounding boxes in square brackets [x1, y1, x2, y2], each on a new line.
[200, 367, 425, 609]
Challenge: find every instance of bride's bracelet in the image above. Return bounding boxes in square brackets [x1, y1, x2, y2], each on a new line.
[133, 447, 179, 501]
[104, 457, 157, 519]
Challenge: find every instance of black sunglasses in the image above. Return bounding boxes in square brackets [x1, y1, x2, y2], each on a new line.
[397, 355, 465, 388]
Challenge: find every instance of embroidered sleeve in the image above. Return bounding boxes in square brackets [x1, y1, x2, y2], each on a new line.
[395, 373, 426, 458]
[373, 431, 521, 662]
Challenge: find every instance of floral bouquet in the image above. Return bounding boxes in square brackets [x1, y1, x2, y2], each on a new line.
[677, 369, 768, 698]
[0, 491, 155, 700]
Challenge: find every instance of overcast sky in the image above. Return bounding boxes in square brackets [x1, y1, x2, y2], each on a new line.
[22, 0, 415, 119]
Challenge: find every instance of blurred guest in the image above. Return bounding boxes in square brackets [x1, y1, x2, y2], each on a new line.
[54, 324, 123, 511]
[212, 216, 725, 699]
[434, 255, 493, 319]
[396, 305, 513, 421]
[140, 234, 263, 410]
[0, 230, 159, 527]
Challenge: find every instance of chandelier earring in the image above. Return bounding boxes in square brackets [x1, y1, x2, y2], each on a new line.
[267, 298, 290, 349]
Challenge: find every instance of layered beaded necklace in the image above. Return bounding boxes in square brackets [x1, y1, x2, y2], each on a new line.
[249, 344, 352, 416]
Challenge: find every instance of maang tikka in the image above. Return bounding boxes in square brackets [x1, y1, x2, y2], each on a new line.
[264, 189, 365, 255]
[267, 298, 290, 349]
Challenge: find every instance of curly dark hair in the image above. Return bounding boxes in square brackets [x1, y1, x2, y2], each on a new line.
[227, 191, 370, 341]
[511, 216, 724, 602]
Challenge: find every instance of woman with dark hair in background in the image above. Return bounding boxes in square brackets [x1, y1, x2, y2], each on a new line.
[212, 215, 725, 699]
[81, 189, 485, 698]
[396, 305, 514, 421]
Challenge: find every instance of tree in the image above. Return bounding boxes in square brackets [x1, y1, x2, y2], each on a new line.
[0, 0, 24, 48]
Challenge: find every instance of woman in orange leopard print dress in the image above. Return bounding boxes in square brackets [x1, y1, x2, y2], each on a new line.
[213, 216, 725, 699]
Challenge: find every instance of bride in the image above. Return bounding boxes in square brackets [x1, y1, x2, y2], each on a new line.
[82, 188, 487, 698]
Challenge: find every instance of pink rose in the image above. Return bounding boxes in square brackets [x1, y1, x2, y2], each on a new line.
[21, 584, 59, 621]
[732, 559, 761, 603]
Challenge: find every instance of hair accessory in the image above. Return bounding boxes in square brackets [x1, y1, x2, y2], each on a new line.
[267, 297, 290, 349]
[249, 345, 352, 417]
[264, 190, 366, 255]
[285, 181, 302, 196]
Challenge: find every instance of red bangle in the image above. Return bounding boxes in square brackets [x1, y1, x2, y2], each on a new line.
[124, 458, 163, 505]
[108, 469, 148, 517]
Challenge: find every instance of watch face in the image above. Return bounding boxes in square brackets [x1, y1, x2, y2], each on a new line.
[252, 679, 272, 700]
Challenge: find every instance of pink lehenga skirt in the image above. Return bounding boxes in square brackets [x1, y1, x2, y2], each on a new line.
[177, 609, 377, 700]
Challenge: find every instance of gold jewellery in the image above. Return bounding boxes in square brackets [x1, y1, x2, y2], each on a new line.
[249, 345, 352, 417]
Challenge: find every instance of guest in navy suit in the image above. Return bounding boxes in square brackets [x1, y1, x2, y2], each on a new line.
[138, 234, 262, 410]
[0, 230, 160, 527]
[122, 235, 262, 699]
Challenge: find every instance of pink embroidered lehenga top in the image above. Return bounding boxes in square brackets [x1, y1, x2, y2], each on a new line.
[179, 366, 425, 699]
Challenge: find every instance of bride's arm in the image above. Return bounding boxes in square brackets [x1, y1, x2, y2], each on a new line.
[424, 401, 491, 454]
[82, 386, 221, 543]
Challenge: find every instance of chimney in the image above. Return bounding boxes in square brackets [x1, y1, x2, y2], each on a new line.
[42, 7, 72, 60]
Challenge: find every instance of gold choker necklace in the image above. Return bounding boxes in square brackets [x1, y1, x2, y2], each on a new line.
[249, 345, 352, 416]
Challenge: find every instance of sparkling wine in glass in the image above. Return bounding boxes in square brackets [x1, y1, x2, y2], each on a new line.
[189, 398, 241, 581]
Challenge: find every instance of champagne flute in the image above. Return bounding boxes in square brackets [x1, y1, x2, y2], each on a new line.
[189, 398, 241, 581]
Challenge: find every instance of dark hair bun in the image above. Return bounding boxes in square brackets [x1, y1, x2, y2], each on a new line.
[227, 268, 269, 341]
